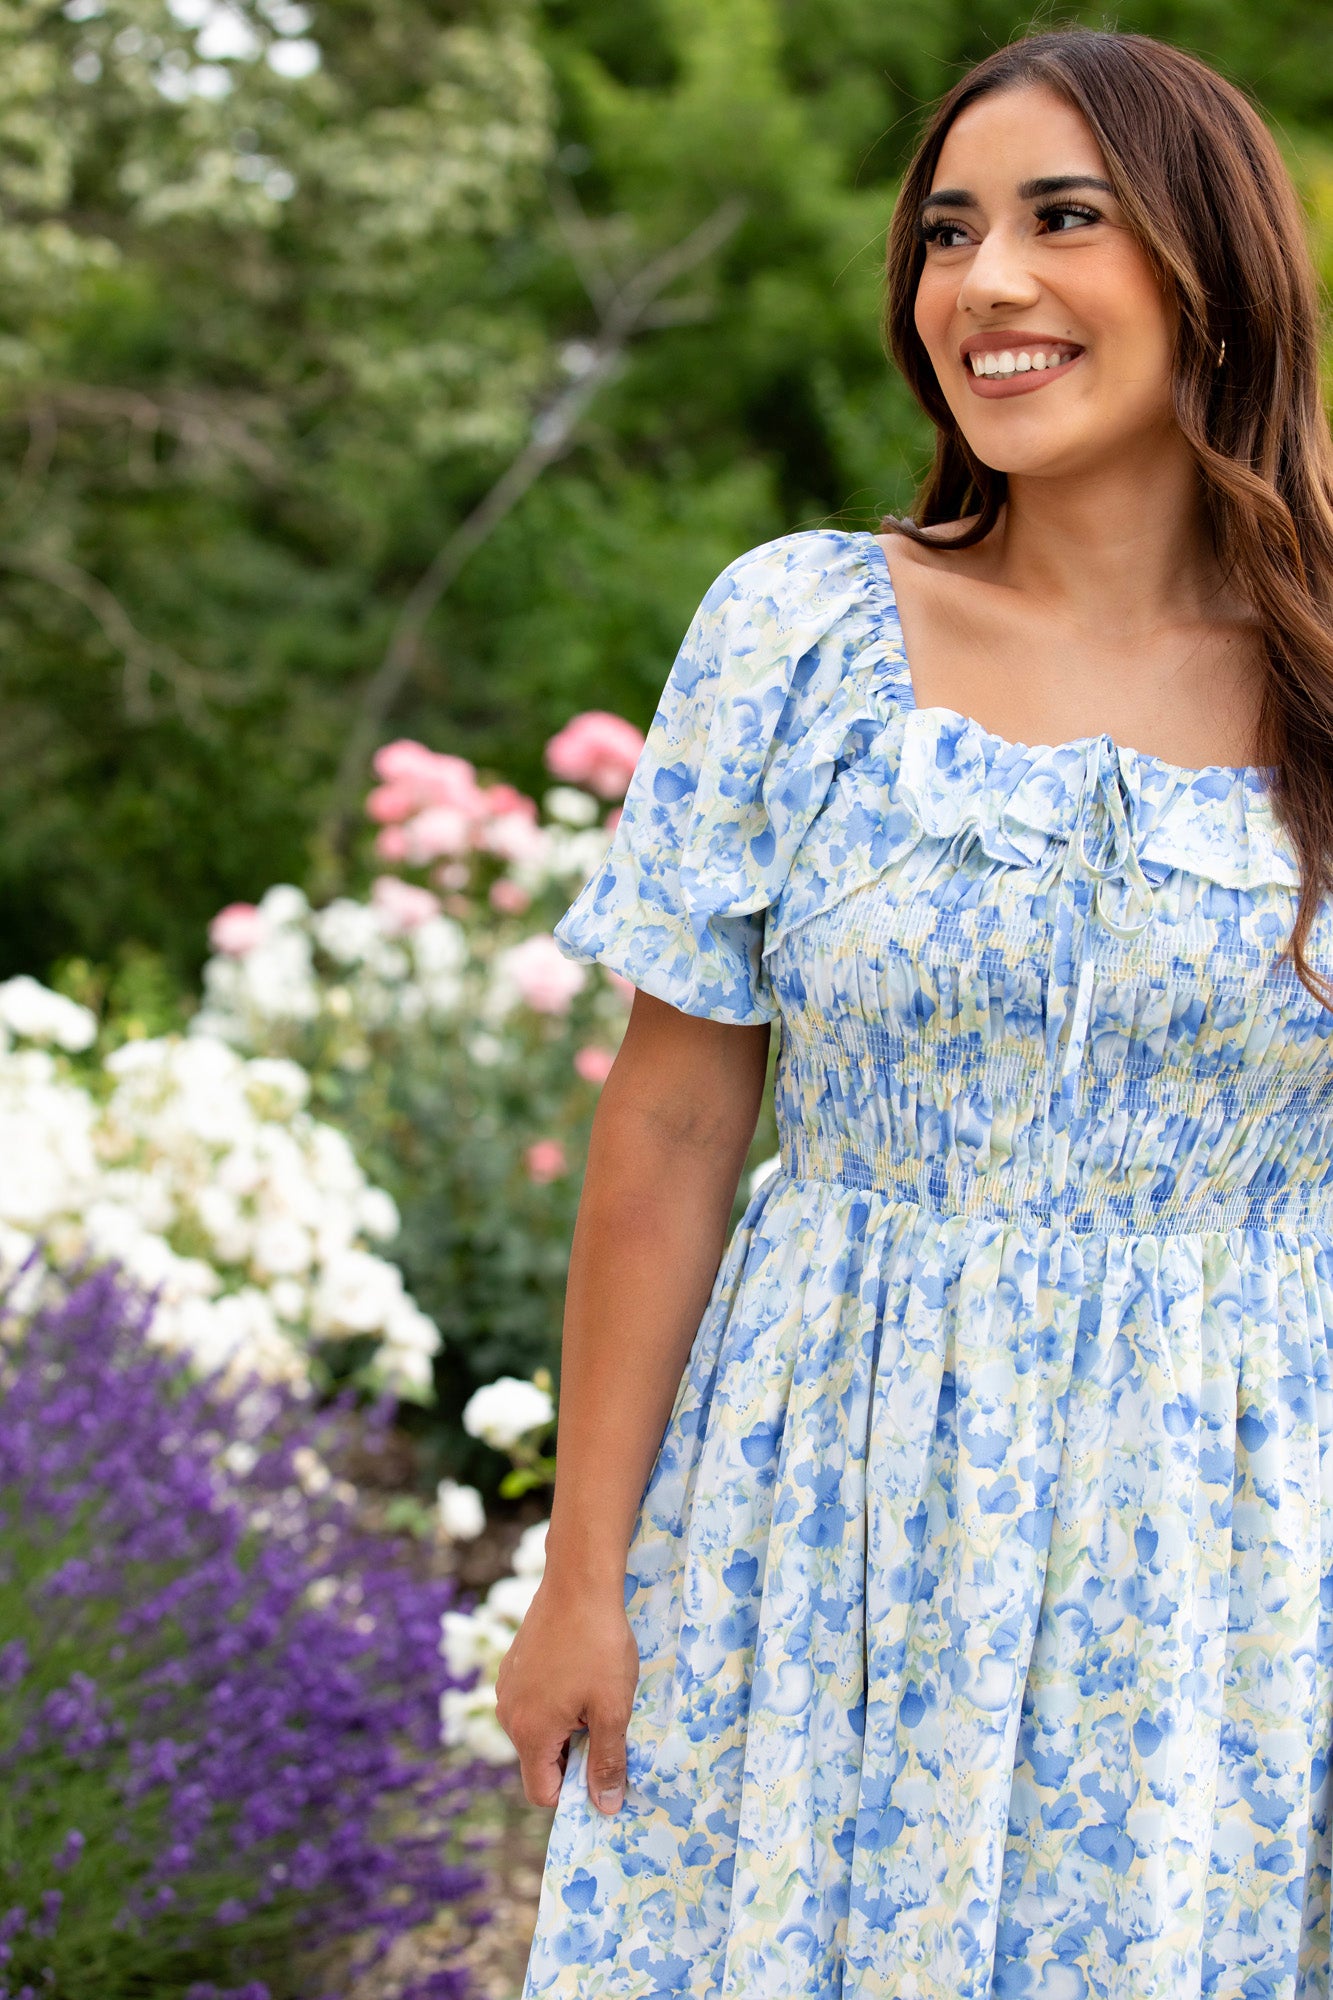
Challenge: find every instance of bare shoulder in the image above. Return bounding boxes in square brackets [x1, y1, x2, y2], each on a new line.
[874, 516, 995, 588]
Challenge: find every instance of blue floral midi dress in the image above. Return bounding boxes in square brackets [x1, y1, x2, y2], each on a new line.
[523, 527, 1333, 2000]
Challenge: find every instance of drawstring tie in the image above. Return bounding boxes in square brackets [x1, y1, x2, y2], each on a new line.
[1042, 735, 1154, 1205]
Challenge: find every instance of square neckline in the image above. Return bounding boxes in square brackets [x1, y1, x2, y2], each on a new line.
[855, 529, 1270, 787]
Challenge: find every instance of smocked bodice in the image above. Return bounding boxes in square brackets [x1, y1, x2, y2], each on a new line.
[769, 712, 1333, 1235]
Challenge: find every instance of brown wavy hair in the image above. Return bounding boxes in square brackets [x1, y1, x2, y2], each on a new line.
[882, 27, 1333, 1007]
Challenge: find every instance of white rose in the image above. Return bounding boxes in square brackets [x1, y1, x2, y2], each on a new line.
[439, 1607, 484, 1677]
[380, 1344, 434, 1399]
[244, 1057, 310, 1113]
[251, 1216, 313, 1278]
[383, 1297, 439, 1355]
[194, 1184, 252, 1261]
[305, 1123, 363, 1196]
[357, 1186, 399, 1242]
[0, 977, 97, 1052]
[411, 915, 466, 977]
[436, 1480, 486, 1542]
[461, 1376, 554, 1451]
[511, 1519, 549, 1578]
[268, 1277, 307, 1321]
[440, 1683, 515, 1764]
[542, 785, 599, 828]
[257, 883, 309, 927]
[312, 1247, 405, 1335]
[486, 1572, 541, 1626]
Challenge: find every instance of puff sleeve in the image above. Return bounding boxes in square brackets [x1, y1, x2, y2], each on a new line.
[553, 531, 894, 1023]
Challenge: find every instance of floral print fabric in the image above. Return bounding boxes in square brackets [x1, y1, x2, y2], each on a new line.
[524, 529, 1333, 1999]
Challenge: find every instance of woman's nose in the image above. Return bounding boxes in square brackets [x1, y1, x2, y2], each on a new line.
[955, 225, 1041, 314]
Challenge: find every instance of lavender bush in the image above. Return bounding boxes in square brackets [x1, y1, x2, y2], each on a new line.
[0, 1265, 494, 2000]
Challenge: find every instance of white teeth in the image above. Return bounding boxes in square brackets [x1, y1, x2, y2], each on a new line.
[970, 346, 1075, 378]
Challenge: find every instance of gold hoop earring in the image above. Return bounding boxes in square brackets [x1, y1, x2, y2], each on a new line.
[1215, 338, 1226, 369]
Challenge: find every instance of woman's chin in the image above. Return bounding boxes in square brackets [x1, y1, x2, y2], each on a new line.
[953, 425, 1108, 483]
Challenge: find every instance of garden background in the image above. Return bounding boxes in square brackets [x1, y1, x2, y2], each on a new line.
[3, 0, 1332, 1994]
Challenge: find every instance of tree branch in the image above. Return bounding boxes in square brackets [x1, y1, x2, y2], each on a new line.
[3, 385, 282, 483]
[0, 546, 230, 731]
[314, 191, 748, 878]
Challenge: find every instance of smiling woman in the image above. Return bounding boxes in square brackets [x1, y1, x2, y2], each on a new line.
[507, 26, 1333, 2000]
[883, 34, 1333, 991]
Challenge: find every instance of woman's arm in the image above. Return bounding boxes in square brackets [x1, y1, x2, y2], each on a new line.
[495, 988, 771, 1815]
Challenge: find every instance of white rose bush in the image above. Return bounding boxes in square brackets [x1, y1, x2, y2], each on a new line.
[0, 983, 442, 1398]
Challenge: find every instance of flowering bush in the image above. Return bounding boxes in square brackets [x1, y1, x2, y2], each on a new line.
[0, 1264, 492, 1999]
[0, 980, 440, 1399]
[189, 730, 646, 1485]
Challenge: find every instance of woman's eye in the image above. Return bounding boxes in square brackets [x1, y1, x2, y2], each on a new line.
[919, 219, 970, 249]
[1035, 201, 1101, 234]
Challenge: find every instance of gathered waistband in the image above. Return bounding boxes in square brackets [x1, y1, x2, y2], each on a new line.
[773, 1140, 1333, 1239]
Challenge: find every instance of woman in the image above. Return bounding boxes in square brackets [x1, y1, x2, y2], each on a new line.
[503, 27, 1333, 1998]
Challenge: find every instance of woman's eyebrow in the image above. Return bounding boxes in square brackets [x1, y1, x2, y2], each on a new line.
[918, 172, 1114, 217]
[1018, 173, 1114, 198]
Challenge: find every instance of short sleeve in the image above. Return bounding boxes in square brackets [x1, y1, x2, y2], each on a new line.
[552, 530, 896, 1024]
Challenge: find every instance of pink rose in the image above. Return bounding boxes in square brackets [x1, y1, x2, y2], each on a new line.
[604, 806, 623, 833]
[371, 876, 441, 932]
[574, 1045, 616, 1085]
[489, 878, 532, 915]
[524, 1138, 567, 1183]
[400, 806, 472, 864]
[374, 826, 411, 863]
[544, 711, 645, 800]
[209, 903, 266, 956]
[373, 739, 447, 785]
[366, 781, 421, 824]
[479, 811, 547, 866]
[497, 935, 586, 1015]
[479, 783, 538, 823]
[368, 742, 486, 820]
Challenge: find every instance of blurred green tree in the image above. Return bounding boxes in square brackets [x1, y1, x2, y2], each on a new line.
[3, 0, 1333, 978]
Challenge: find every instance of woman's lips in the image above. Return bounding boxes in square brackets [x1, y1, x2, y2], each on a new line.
[965, 350, 1084, 398]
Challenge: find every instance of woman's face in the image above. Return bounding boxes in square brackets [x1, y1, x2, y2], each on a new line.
[912, 83, 1179, 482]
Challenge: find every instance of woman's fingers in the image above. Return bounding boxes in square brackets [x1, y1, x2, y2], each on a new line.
[516, 1725, 569, 1810]
[585, 1696, 631, 1814]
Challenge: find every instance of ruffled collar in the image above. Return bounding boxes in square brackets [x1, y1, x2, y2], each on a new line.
[856, 532, 1299, 893]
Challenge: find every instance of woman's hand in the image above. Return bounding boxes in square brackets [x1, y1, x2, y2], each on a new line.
[496, 1578, 640, 1813]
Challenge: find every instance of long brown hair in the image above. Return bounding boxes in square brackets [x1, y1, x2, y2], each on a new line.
[883, 27, 1333, 1008]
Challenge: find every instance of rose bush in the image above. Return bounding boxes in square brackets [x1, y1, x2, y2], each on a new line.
[0, 982, 440, 1398]
[188, 721, 654, 1486]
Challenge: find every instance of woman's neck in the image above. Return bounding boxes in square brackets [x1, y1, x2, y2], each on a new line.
[987, 435, 1228, 636]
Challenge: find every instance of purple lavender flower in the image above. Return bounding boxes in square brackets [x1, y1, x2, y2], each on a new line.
[0, 1266, 495, 1996]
